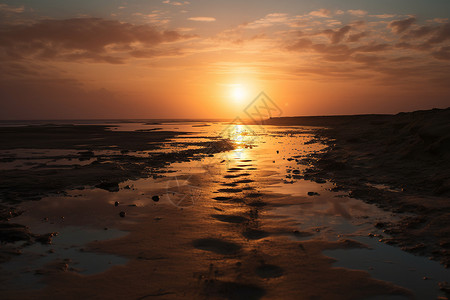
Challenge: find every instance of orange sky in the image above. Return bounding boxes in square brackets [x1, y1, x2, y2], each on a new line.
[0, 1, 449, 119]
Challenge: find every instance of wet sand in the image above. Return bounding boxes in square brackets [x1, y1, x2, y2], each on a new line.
[0, 119, 448, 299]
[267, 108, 450, 269]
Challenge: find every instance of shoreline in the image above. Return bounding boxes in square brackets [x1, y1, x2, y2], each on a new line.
[266, 107, 450, 267]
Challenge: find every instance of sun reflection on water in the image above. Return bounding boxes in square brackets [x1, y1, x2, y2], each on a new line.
[221, 123, 259, 161]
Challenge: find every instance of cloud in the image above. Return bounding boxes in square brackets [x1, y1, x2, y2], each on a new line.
[188, 17, 216, 22]
[0, 4, 25, 13]
[163, 0, 190, 6]
[347, 10, 368, 17]
[388, 17, 416, 34]
[353, 54, 384, 65]
[432, 46, 450, 60]
[322, 25, 352, 44]
[395, 21, 450, 50]
[403, 25, 436, 39]
[426, 22, 450, 44]
[0, 18, 193, 63]
[244, 13, 289, 29]
[132, 12, 170, 25]
[370, 14, 397, 19]
[347, 31, 369, 42]
[285, 38, 313, 51]
[309, 9, 331, 18]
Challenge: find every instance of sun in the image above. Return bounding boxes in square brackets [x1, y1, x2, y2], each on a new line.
[230, 84, 247, 103]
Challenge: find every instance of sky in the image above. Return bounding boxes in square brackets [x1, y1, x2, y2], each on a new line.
[0, 0, 449, 119]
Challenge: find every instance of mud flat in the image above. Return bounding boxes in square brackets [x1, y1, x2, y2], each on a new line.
[0, 123, 413, 300]
[0, 124, 233, 263]
[0, 120, 448, 299]
[266, 108, 450, 267]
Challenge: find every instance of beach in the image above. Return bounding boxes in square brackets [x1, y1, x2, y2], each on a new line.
[0, 112, 449, 299]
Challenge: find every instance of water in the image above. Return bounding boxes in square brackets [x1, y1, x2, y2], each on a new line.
[1, 120, 448, 297]
[324, 237, 449, 299]
[1, 226, 128, 289]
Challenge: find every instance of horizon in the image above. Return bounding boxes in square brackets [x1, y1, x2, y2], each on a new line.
[1, 0, 449, 119]
[1, 106, 449, 122]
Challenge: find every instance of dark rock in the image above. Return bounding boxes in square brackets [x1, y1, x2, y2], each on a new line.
[35, 232, 58, 245]
[114, 201, 119, 207]
[152, 195, 160, 202]
[95, 182, 120, 192]
[439, 281, 450, 293]
[307, 192, 319, 196]
[375, 222, 386, 229]
[119, 211, 126, 218]
[0, 223, 33, 243]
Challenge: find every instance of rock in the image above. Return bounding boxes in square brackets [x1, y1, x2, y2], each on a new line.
[0, 223, 33, 243]
[124, 185, 131, 189]
[439, 281, 450, 293]
[78, 150, 94, 161]
[95, 182, 120, 192]
[292, 170, 300, 174]
[35, 232, 58, 245]
[78, 150, 94, 156]
[375, 222, 386, 229]
[152, 195, 160, 202]
[307, 192, 319, 196]
[114, 201, 119, 207]
[119, 211, 126, 218]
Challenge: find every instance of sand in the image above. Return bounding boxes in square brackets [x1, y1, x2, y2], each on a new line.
[0, 159, 409, 300]
[0, 116, 448, 299]
[266, 107, 450, 267]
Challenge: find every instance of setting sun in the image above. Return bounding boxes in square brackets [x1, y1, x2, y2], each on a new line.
[230, 84, 247, 104]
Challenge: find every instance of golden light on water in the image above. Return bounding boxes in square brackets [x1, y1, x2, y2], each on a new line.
[223, 124, 257, 163]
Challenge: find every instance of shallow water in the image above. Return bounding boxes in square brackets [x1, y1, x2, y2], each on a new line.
[1, 226, 127, 289]
[1, 121, 448, 298]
